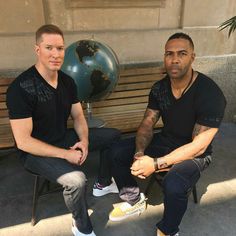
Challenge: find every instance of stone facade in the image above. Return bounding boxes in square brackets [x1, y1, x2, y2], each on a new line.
[0, 0, 235, 121]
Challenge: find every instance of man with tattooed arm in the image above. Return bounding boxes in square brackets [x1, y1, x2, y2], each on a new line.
[108, 32, 226, 236]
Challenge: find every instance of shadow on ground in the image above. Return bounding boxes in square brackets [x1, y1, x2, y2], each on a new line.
[0, 122, 235, 236]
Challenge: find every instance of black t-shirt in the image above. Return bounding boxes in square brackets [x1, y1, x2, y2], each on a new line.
[6, 66, 79, 145]
[148, 72, 226, 154]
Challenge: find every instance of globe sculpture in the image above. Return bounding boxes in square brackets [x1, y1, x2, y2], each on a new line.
[61, 40, 119, 127]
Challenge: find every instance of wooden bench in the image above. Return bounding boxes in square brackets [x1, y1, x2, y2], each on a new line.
[82, 65, 164, 132]
[0, 77, 15, 149]
[0, 64, 164, 150]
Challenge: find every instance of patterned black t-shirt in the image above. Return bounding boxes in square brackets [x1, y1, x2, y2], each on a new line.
[148, 72, 226, 153]
[6, 66, 79, 145]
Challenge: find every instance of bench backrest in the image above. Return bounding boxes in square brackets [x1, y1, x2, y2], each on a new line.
[0, 78, 15, 148]
[81, 65, 164, 132]
[0, 65, 165, 149]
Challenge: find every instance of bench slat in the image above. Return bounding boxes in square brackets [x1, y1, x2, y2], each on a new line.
[120, 66, 165, 76]
[0, 117, 10, 125]
[0, 78, 15, 85]
[0, 94, 6, 102]
[0, 109, 9, 118]
[92, 103, 146, 114]
[115, 81, 155, 91]
[108, 89, 150, 99]
[118, 73, 163, 84]
[91, 96, 148, 108]
[0, 124, 15, 149]
[0, 86, 8, 94]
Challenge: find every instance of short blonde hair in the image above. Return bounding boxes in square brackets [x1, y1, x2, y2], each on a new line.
[36, 24, 64, 44]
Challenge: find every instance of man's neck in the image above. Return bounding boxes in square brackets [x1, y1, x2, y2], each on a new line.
[170, 69, 195, 98]
[170, 69, 193, 89]
[35, 63, 58, 87]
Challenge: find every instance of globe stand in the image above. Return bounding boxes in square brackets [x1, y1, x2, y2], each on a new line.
[86, 102, 106, 128]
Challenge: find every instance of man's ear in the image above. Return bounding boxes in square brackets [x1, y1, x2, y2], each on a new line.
[191, 52, 196, 62]
[35, 44, 39, 55]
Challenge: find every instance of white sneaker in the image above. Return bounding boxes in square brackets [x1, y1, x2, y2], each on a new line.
[109, 193, 146, 221]
[72, 222, 96, 236]
[93, 178, 119, 197]
[157, 229, 179, 236]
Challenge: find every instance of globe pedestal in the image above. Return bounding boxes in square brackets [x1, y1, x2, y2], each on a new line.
[86, 103, 106, 128]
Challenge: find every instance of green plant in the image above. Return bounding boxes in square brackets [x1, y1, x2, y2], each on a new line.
[219, 16, 236, 37]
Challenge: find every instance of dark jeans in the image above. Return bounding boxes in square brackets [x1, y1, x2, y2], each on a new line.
[22, 127, 121, 234]
[110, 132, 211, 235]
[88, 128, 121, 186]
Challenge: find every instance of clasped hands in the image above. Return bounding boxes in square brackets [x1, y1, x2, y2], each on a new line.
[131, 154, 155, 179]
[131, 152, 169, 179]
[66, 140, 88, 165]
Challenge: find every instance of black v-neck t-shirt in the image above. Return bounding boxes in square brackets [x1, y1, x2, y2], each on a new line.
[148, 72, 226, 154]
[7, 66, 79, 145]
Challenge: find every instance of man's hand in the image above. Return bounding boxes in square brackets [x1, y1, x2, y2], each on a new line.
[64, 148, 84, 165]
[70, 140, 88, 165]
[133, 151, 144, 162]
[130, 155, 155, 179]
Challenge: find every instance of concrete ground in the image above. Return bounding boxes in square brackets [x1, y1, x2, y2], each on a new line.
[0, 122, 235, 236]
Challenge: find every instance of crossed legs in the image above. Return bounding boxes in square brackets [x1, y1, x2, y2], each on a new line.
[110, 133, 202, 235]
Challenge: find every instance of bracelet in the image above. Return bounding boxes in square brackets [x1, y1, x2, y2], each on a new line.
[153, 158, 159, 171]
[134, 151, 144, 156]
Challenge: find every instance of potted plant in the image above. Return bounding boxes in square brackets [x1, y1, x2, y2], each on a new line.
[219, 16, 236, 37]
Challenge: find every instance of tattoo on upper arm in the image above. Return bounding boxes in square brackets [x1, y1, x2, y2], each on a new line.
[143, 108, 160, 126]
[192, 123, 211, 138]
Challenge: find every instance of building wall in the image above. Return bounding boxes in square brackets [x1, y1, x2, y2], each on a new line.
[0, 0, 235, 120]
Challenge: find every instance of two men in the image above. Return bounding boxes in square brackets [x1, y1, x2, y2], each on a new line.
[109, 33, 226, 236]
[6, 24, 120, 236]
[7, 24, 226, 236]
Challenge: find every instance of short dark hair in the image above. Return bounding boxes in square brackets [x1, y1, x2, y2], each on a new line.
[167, 32, 194, 49]
[36, 24, 64, 44]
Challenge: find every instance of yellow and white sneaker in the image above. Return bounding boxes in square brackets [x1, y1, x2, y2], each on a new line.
[109, 193, 146, 221]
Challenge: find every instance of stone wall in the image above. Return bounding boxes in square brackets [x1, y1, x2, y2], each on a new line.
[0, 0, 235, 121]
[194, 55, 236, 122]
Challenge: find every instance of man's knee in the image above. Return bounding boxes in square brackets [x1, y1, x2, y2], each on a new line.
[163, 172, 188, 197]
[163, 160, 200, 197]
[57, 170, 87, 188]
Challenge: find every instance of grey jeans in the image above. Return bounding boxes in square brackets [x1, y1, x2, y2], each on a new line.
[24, 154, 92, 234]
[22, 127, 121, 234]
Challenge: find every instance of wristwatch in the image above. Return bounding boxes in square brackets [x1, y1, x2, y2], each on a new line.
[153, 158, 159, 171]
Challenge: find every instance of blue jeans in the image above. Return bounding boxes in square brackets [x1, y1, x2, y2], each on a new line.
[110, 132, 211, 235]
[22, 128, 121, 234]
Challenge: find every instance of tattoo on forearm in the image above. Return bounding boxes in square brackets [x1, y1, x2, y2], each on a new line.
[136, 128, 153, 151]
[136, 109, 160, 151]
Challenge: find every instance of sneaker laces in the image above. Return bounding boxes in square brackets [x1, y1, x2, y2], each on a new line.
[120, 202, 132, 211]
[119, 194, 146, 212]
[93, 182, 105, 190]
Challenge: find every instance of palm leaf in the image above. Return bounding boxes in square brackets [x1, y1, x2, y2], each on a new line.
[219, 16, 236, 37]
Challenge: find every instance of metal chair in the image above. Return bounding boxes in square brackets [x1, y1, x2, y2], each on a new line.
[145, 171, 198, 203]
[30, 173, 62, 225]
